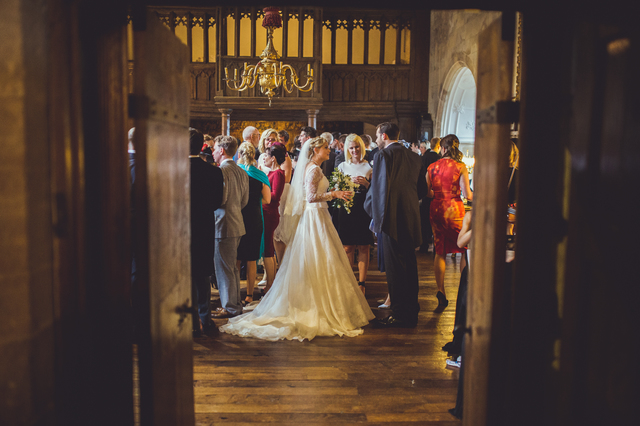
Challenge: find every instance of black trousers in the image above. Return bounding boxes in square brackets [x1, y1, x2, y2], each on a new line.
[191, 274, 212, 330]
[381, 231, 420, 324]
[419, 198, 433, 250]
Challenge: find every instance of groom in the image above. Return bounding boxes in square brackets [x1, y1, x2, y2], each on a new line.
[365, 122, 426, 328]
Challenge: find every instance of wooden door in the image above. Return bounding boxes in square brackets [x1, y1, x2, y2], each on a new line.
[558, 21, 639, 426]
[463, 15, 514, 426]
[132, 9, 194, 426]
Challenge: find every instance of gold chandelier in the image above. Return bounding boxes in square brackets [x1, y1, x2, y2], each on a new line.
[223, 7, 314, 106]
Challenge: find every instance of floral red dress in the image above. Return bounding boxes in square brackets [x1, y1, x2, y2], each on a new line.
[427, 158, 466, 255]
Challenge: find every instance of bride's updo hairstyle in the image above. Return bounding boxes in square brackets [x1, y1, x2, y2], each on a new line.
[440, 134, 464, 163]
[306, 136, 328, 160]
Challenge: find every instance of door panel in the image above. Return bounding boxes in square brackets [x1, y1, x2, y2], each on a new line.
[463, 15, 513, 426]
[133, 9, 193, 426]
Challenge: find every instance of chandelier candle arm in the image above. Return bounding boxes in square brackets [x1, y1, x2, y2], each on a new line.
[222, 6, 315, 106]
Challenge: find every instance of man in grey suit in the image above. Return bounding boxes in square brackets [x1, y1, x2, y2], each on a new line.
[211, 135, 249, 318]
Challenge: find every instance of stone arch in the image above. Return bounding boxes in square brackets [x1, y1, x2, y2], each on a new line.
[435, 62, 477, 156]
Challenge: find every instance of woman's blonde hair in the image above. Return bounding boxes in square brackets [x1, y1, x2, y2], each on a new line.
[258, 128, 278, 154]
[344, 134, 366, 163]
[306, 136, 328, 160]
[237, 141, 256, 166]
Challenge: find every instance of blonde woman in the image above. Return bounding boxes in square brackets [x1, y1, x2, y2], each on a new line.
[220, 137, 374, 341]
[257, 128, 293, 182]
[235, 142, 271, 305]
[331, 134, 373, 295]
[257, 128, 279, 172]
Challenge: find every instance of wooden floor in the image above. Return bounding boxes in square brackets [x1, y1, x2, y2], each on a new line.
[193, 247, 463, 425]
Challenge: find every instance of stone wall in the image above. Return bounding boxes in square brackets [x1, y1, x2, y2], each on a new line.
[429, 10, 501, 138]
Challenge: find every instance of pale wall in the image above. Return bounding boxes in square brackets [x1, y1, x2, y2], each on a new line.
[429, 10, 501, 138]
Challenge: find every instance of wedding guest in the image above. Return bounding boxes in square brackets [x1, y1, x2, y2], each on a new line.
[426, 134, 472, 311]
[257, 128, 279, 171]
[278, 129, 290, 150]
[290, 136, 301, 158]
[201, 134, 214, 163]
[262, 144, 287, 293]
[320, 132, 336, 178]
[365, 122, 427, 328]
[361, 133, 375, 150]
[258, 128, 292, 183]
[419, 137, 442, 252]
[189, 128, 223, 335]
[419, 141, 428, 156]
[236, 142, 271, 306]
[211, 135, 249, 319]
[334, 134, 347, 168]
[233, 126, 260, 162]
[331, 134, 373, 295]
[299, 126, 317, 144]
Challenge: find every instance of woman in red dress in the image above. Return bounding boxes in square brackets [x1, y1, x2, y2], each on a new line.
[262, 144, 287, 293]
[426, 134, 473, 310]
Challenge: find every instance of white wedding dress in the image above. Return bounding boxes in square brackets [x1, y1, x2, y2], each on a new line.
[220, 163, 375, 341]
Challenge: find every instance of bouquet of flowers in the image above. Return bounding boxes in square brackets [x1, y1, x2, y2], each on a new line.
[328, 169, 358, 213]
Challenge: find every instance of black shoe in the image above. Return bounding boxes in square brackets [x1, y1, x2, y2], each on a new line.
[442, 341, 462, 354]
[435, 291, 449, 313]
[371, 315, 417, 329]
[202, 323, 219, 337]
[448, 408, 462, 419]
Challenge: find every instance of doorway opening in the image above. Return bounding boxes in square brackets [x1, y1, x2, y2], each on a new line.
[438, 64, 477, 157]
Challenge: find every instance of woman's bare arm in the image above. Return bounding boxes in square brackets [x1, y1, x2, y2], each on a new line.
[458, 210, 472, 248]
[261, 183, 271, 205]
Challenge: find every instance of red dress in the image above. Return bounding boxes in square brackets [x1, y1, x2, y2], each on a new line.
[263, 169, 285, 257]
[428, 158, 466, 255]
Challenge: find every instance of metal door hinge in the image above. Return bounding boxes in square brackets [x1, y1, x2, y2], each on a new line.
[476, 100, 520, 125]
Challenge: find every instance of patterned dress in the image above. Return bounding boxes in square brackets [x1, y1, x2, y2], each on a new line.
[427, 158, 466, 255]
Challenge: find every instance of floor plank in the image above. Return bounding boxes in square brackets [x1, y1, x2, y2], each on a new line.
[194, 247, 463, 424]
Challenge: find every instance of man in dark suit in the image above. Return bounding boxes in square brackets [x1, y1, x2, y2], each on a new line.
[189, 128, 224, 336]
[320, 132, 336, 177]
[333, 134, 347, 168]
[419, 137, 442, 252]
[365, 122, 427, 328]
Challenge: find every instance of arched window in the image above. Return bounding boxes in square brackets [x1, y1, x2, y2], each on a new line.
[440, 65, 476, 156]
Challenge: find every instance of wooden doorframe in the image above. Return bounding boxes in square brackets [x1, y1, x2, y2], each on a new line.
[51, 1, 134, 424]
[132, 9, 194, 426]
[463, 14, 514, 426]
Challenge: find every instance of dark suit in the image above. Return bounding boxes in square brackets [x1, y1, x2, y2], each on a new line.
[368, 147, 379, 166]
[190, 158, 223, 330]
[334, 151, 345, 169]
[321, 148, 337, 178]
[419, 150, 442, 251]
[365, 142, 426, 325]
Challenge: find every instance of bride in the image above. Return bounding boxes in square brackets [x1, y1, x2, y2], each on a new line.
[220, 137, 375, 341]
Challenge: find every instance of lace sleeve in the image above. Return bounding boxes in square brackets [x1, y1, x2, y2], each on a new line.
[305, 165, 333, 203]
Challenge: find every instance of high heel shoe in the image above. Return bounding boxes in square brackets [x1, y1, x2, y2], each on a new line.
[436, 291, 449, 309]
